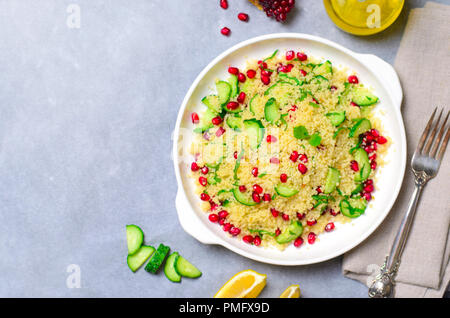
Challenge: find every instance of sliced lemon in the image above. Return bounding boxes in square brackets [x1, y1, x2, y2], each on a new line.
[280, 284, 301, 298]
[214, 269, 267, 298]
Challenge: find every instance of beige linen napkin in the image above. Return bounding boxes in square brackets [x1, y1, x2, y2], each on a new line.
[342, 1, 450, 298]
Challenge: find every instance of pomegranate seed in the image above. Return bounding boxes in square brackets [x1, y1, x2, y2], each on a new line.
[223, 223, 232, 232]
[294, 237, 304, 247]
[350, 160, 359, 171]
[252, 167, 259, 177]
[271, 208, 279, 218]
[348, 75, 359, 84]
[377, 136, 387, 144]
[299, 153, 308, 163]
[199, 176, 207, 186]
[209, 214, 219, 223]
[220, 27, 231, 36]
[239, 185, 246, 192]
[237, 92, 246, 103]
[278, 65, 288, 73]
[370, 129, 380, 138]
[246, 69, 256, 78]
[282, 213, 290, 221]
[362, 192, 372, 201]
[212, 116, 222, 125]
[325, 222, 335, 232]
[307, 219, 317, 226]
[233, 151, 238, 159]
[191, 112, 199, 124]
[275, 228, 281, 236]
[237, 13, 249, 22]
[259, 61, 268, 69]
[290, 151, 299, 162]
[230, 227, 241, 236]
[286, 50, 295, 60]
[216, 127, 226, 137]
[228, 67, 239, 75]
[316, 186, 322, 193]
[201, 166, 209, 174]
[243, 235, 254, 244]
[191, 162, 199, 171]
[218, 210, 228, 219]
[299, 69, 307, 76]
[330, 85, 337, 91]
[266, 135, 277, 143]
[330, 209, 340, 216]
[364, 146, 372, 154]
[297, 52, 308, 61]
[263, 193, 271, 202]
[226, 101, 239, 110]
[286, 64, 294, 72]
[261, 75, 271, 85]
[200, 193, 210, 201]
[270, 157, 280, 164]
[261, 69, 272, 77]
[297, 212, 305, 220]
[371, 161, 377, 170]
[298, 163, 308, 174]
[253, 184, 263, 194]
[369, 153, 377, 161]
[351, 101, 359, 107]
[253, 236, 261, 246]
[238, 73, 246, 83]
[364, 184, 374, 193]
[252, 192, 261, 203]
[220, 0, 228, 9]
[219, 218, 225, 225]
[365, 179, 373, 185]
[366, 135, 375, 143]
[280, 173, 288, 183]
[308, 232, 316, 244]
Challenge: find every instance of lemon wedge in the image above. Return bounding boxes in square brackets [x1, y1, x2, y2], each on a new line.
[280, 284, 301, 298]
[214, 269, 267, 298]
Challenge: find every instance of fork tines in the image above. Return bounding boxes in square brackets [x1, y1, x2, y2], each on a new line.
[417, 108, 450, 161]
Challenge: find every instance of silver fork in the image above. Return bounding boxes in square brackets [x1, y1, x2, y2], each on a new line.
[368, 108, 450, 298]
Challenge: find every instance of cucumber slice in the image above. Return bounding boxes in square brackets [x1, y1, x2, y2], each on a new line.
[175, 255, 202, 278]
[216, 81, 232, 106]
[232, 187, 257, 206]
[352, 87, 379, 106]
[353, 148, 371, 182]
[326, 111, 346, 127]
[264, 97, 281, 124]
[276, 221, 303, 244]
[249, 94, 263, 116]
[193, 109, 216, 133]
[201, 95, 221, 114]
[164, 252, 181, 283]
[127, 245, 155, 272]
[243, 119, 265, 149]
[340, 198, 367, 218]
[323, 167, 340, 194]
[145, 243, 170, 274]
[126, 225, 144, 255]
[349, 118, 371, 138]
[314, 60, 332, 76]
[274, 184, 299, 197]
[228, 75, 239, 98]
[226, 116, 243, 131]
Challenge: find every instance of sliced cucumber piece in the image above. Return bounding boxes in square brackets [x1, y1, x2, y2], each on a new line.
[175, 255, 202, 278]
[145, 243, 170, 274]
[249, 94, 261, 115]
[264, 97, 281, 124]
[126, 225, 144, 255]
[216, 81, 232, 106]
[340, 198, 367, 218]
[201, 95, 221, 114]
[232, 187, 257, 206]
[243, 119, 265, 149]
[164, 252, 181, 283]
[349, 118, 372, 138]
[326, 111, 346, 127]
[226, 116, 243, 131]
[274, 184, 299, 197]
[314, 60, 332, 76]
[323, 167, 340, 194]
[353, 148, 371, 182]
[127, 245, 155, 272]
[352, 87, 379, 106]
[228, 75, 239, 98]
[193, 109, 216, 133]
[276, 221, 303, 244]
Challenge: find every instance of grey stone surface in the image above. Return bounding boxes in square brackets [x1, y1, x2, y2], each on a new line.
[0, 0, 448, 298]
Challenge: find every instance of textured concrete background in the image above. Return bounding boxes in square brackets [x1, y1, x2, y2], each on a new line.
[0, 0, 448, 298]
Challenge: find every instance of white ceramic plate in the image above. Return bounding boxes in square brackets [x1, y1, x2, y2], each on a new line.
[173, 33, 406, 265]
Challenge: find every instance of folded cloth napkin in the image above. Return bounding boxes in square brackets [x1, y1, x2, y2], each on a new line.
[342, 1, 450, 298]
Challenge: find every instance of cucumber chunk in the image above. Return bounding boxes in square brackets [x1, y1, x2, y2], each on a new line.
[243, 119, 265, 149]
[340, 198, 367, 218]
[314, 60, 332, 76]
[164, 252, 181, 283]
[326, 111, 346, 127]
[226, 116, 243, 131]
[274, 184, 299, 197]
[126, 225, 144, 255]
[145, 243, 170, 274]
[193, 109, 216, 133]
[249, 94, 262, 116]
[216, 81, 232, 106]
[228, 75, 239, 98]
[232, 187, 257, 206]
[175, 256, 202, 278]
[323, 167, 340, 194]
[264, 97, 281, 124]
[353, 148, 371, 182]
[276, 221, 303, 244]
[349, 118, 371, 138]
[201, 95, 221, 114]
[352, 87, 379, 106]
[127, 245, 155, 272]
